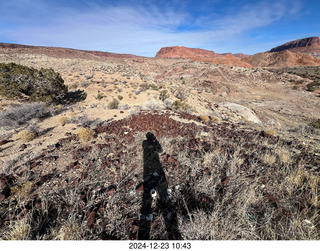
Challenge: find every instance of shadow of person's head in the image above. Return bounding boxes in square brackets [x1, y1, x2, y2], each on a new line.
[143, 132, 163, 157]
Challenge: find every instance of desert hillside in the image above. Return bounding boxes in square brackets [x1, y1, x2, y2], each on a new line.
[269, 37, 320, 54]
[155, 46, 252, 67]
[244, 50, 320, 67]
[156, 37, 320, 67]
[0, 44, 320, 240]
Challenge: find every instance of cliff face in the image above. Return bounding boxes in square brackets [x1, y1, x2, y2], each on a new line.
[155, 46, 217, 58]
[269, 37, 320, 54]
[155, 46, 252, 67]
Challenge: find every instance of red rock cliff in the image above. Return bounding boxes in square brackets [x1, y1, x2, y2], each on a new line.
[269, 37, 320, 54]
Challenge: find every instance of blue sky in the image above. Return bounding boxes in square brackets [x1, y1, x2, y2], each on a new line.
[0, 0, 319, 57]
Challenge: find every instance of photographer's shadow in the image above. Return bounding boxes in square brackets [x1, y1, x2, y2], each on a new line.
[138, 132, 182, 240]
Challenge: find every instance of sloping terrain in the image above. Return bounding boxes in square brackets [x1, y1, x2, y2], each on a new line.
[244, 50, 320, 67]
[0, 109, 319, 240]
[156, 37, 320, 68]
[0, 42, 140, 60]
[269, 37, 320, 54]
[0, 45, 320, 240]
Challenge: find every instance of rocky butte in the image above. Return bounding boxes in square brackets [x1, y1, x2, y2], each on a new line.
[155, 46, 252, 67]
[269, 36, 320, 54]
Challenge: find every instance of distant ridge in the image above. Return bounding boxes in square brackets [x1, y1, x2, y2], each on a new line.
[0, 42, 140, 59]
[269, 37, 320, 54]
[155, 46, 251, 67]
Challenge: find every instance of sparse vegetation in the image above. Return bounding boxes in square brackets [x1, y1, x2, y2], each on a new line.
[148, 83, 159, 91]
[0, 102, 46, 129]
[143, 99, 164, 110]
[17, 129, 37, 142]
[211, 116, 221, 123]
[309, 119, 320, 129]
[174, 87, 189, 100]
[306, 81, 320, 92]
[107, 98, 119, 109]
[265, 129, 277, 136]
[94, 92, 104, 100]
[57, 116, 68, 126]
[200, 115, 210, 123]
[172, 99, 192, 112]
[159, 89, 170, 102]
[266, 66, 320, 92]
[76, 127, 95, 142]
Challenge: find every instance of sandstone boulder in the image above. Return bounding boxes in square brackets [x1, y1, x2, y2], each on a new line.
[222, 103, 262, 124]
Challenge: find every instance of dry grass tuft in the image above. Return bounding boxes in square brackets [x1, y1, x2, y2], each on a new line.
[266, 129, 277, 136]
[200, 115, 210, 123]
[17, 129, 37, 142]
[10, 181, 34, 200]
[211, 116, 221, 123]
[57, 116, 68, 126]
[76, 127, 95, 142]
[51, 218, 84, 240]
[1, 219, 31, 240]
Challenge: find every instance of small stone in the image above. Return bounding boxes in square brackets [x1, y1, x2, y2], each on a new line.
[87, 211, 96, 229]
[131, 224, 139, 233]
[0, 140, 10, 146]
[136, 183, 143, 194]
[19, 144, 27, 151]
[107, 187, 117, 196]
[0, 178, 6, 189]
[167, 157, 174, 163]
[0, 194, 6, 201]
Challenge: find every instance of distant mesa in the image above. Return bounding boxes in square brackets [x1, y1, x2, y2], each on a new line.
[269, 36, 320, 54]
[155, 37, 320, 67]
[155, 46, 252, 67]
[155, 46, 217, 58]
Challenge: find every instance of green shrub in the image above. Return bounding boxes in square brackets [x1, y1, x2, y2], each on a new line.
[172, 99, 192, 112]
[94, 93, 104, 100]
[0, 62, 67, 104]
[306, 81, 320, 92]
[108, 98, 119, 109]
[159, 90, 170, 101]
[309, 119, 320, 129]
[148, 83, 159, 91]
[118, 95, 123, 100]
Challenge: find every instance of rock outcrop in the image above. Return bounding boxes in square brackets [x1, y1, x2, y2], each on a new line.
[155, 46, 252, 67]
[269, 37, 320, 54]
[222, 103, 262, 124]
[156, 46, 217, 58]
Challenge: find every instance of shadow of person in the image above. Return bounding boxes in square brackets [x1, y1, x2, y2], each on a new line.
[138, 132, 182, 240]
